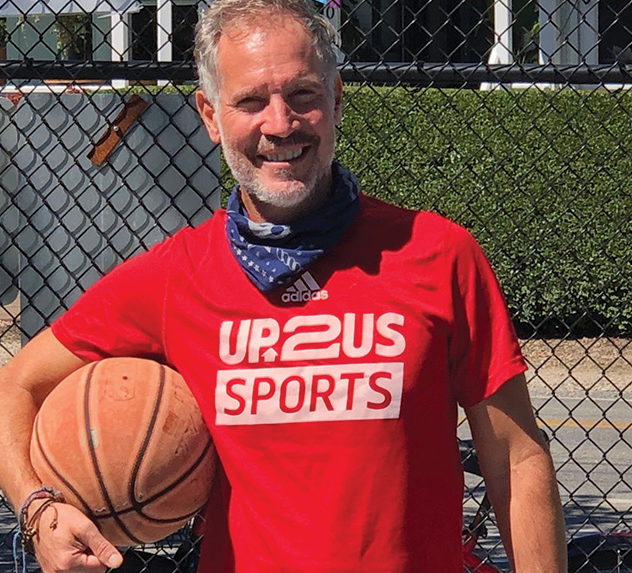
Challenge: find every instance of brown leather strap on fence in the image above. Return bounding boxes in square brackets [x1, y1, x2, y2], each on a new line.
[88, 95, 148, 166]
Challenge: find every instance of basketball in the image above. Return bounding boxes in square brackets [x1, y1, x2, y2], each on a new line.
[30, 357, 217, 546]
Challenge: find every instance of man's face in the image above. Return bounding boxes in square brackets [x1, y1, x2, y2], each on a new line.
[196, 16, 342, 220]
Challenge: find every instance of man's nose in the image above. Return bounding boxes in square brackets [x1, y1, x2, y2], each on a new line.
[260, 96, 300, 138]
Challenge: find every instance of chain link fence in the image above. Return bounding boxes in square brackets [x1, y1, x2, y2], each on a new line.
[0, 0, 631, 571]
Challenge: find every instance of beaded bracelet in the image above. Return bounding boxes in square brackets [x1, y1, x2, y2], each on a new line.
[18, 486, 65, 555]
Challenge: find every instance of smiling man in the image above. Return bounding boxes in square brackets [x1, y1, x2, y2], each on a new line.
[195, 13, 341, 222]
[0, 1, 566, 572]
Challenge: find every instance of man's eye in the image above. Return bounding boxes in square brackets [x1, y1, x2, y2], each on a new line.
[289, 90, 320, 111]
[291, 90, 317, 102]
[237, 98, 265, 112]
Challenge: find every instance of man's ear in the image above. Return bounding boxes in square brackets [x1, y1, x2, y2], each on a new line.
[333, 73, 343, 125]
[196, 90, 221, 144]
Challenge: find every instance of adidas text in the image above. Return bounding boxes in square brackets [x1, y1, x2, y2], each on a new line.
[282, 271, 327, 303]
[281, 290, 329, 303]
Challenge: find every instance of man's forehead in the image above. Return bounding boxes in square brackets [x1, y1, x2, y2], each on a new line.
[215, 15, 323, 88]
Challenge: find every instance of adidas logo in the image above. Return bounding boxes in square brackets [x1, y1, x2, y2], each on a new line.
[281, 271, 329, 303]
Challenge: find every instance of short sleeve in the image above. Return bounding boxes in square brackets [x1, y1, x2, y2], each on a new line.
[447, 228, 527, 407]
[51, 237, 175, 363]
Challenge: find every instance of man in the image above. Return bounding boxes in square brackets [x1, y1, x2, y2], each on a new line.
[0, 0, 567, 571]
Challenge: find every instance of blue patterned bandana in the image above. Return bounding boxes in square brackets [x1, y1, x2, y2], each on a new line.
[225, 161, 360, 292]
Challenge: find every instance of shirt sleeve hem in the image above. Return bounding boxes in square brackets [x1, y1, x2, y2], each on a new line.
[50, 320, 109, 363]
[460, 356, 529, 408]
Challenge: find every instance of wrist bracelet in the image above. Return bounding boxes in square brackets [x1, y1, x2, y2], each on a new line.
[18, 486, 65, 555]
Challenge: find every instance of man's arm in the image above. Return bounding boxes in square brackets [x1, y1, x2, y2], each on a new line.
[0, 328, 123, 572]
[465, 373, 567, 572]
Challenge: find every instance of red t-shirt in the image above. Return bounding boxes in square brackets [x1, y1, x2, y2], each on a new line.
[52, 195, 526, 572]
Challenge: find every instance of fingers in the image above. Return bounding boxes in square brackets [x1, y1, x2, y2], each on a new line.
[72, 551, 119, 572]
[76, 522, 124, 570]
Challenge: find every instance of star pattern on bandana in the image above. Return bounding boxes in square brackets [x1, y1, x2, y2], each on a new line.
[225, 161, 360, 292]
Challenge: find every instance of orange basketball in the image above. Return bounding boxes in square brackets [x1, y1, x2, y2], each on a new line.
[30, 357, 216, 546]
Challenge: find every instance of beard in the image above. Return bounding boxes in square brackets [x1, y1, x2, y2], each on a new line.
[220, 132, 334, 210]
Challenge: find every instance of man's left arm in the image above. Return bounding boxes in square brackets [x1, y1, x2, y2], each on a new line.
[464, 373, 567, 572]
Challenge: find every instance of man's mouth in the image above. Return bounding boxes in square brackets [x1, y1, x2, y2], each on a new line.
[259, 146, 309, 163]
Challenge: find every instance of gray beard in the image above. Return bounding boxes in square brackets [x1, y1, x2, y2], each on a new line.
[221, 142, 333, 210]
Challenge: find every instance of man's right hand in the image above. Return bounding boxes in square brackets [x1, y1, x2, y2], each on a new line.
[31, 502, 123, 573]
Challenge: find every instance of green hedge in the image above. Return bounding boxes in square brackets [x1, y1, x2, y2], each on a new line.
[337, 87, 632, 336]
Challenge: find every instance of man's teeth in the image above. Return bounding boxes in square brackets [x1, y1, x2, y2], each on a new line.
[263, 148, 303, 162]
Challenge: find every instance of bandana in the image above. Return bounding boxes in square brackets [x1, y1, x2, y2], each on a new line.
[225, 161, 360, 292]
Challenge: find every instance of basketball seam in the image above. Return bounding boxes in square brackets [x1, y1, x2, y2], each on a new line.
[32, 413, 96, 520]
[125, 362, 168, 520]
[131, 437, 214, 521]
[127, 364, 211, 523]
[85, 361, 144, 545]
[95, 503, 204, 524]
[93, 437, 214, 522]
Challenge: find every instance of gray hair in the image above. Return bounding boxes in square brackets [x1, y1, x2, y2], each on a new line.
[194, 0, 339, 105]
